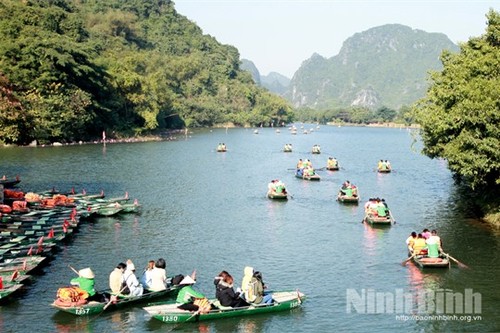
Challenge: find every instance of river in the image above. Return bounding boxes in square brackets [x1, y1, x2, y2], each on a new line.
[0, 126, 498, 333]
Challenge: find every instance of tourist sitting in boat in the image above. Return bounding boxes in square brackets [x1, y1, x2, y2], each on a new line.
[109, 262, 127, 294]
[304, 166, 316, 177]
[422, 228, 431, 239]
[378, 160, 391, 171]
[268, 179, 277, 192]
[425, 233, 443, 258]
[327, 157, 338, 168]
[245, 271, 273, 305]
[410, 234, 428, 255]
[176, 272, 209, 312]
[351, 185, 358, 197]
[296, 159, 303, 170]
[149, 258, 167, 291]
[71, 267, 108, 302]
[406, 232, 417, 253]
[123, 259, 143, 296]
[268, 179, 287, 196]
[140, 260, 155, 289]
[428, 229, 443, 248]
[241, 266, 254, 298]
[214, 271, 249, 308]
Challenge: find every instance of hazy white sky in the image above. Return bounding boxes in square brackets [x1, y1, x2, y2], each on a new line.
[174, 1, 498, 78]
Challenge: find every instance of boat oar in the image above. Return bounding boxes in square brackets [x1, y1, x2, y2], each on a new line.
[389, 211, 397, 224]
[401, 252, 417, 266]
[68, 265, 79, 276]
[443, 253, 469, 269]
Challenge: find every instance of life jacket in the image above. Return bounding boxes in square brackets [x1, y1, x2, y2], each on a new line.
[56, 286, 89, 302]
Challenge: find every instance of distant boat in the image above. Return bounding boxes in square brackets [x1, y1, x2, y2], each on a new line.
[254, 129, 259, 134]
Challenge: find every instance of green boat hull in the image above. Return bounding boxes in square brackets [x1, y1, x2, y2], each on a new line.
[145, 291, 304, 323]
[52, 286, 179, 316]
[267, 192, 288, 200]
[364, 213, 393, 225]
[295, 173, 320, 181]
[337, 195, 359, 204]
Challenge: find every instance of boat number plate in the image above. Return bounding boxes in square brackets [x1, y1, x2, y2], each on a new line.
[162, 315, 179, 322]
[75, 308, 90, 315]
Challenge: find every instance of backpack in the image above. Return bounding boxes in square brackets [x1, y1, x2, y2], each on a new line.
[171, 274, 184, 285]
[245, 279, 258, 303]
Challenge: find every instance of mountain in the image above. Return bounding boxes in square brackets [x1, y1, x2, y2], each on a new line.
[240, 59, 261, 84]
[260, 72, 290, 96]
[240, 59, 290, 95]
[286, 24, 460, 109]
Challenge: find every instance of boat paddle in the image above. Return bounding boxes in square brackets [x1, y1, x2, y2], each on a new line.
[68, 265, 80, 276]
[443, 253, 469, 269]
[401, 252, 417, 266]
[103, 284, 129, 310]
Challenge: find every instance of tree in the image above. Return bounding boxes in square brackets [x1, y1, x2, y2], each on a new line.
[374, 106, 397, 122]
[415, 9, 500, 190]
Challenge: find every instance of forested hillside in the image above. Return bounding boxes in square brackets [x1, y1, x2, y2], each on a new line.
[287, 24, 459, 110]
[0, 0, 293, 145]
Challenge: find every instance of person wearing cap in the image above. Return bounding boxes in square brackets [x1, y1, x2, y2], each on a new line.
[122, 259, 143, 296]
[176, 273, 207, 311]
[71, 267, 98, 301]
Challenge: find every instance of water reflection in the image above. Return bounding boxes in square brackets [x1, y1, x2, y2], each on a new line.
[52, 313, 94, 333]
[362, 221, 390, 257]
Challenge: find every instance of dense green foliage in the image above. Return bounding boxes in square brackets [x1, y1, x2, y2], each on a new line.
[295, 105, 410, 125]
[415, 10, 499, 195]
[0, 0, 293, 145]
[287, 25, 459, 110]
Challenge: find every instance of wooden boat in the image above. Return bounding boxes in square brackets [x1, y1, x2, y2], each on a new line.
[311, 147, 321, 154]
[337, 192, 359, 204]
[413, 255, 450, 268]
[377, 168, 391, 173]
[283, 146, 292, 153]
[267, 191, 288, 200]
[52, 285, 180, 316]
[0, 256, 48, 274]
[326, 166, 339, 171]
[143, 290, 305, 323]
[117, 200, 142, 213]
[0, 283, 24, 302]
[363, 212, 393, 225]
[295, 172, 320, 181]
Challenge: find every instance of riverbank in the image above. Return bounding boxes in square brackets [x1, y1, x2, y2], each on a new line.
[0, 129, 187, 148]
[326, 121, 420, 128]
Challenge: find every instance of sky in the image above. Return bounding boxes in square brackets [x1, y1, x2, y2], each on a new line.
[174, 0, 499, 78]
